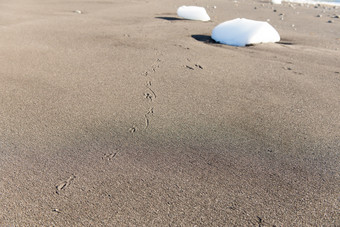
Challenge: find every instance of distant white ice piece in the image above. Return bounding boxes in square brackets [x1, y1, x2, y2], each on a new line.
[177, 6, 210, 21]
[211, 18, 280, 47]
[272, 0, 282, 4]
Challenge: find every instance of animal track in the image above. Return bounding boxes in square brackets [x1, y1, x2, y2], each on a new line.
[56, 175, 76, 194]
[134, 57, 161, 132]
[283, 66, 303, 75]
[141, 58, 161, 76]
[129, 126, 137, 133]
[144, 87, 157, 101]
[195, 64, 203, 69]
[283, 66, 292, 70]
[144, 107, 154, 129]
[143, 78, 157, 101]
[185, 64, 203, 70]
[102, 151, 118, 161]
[174, 44, 190, 50]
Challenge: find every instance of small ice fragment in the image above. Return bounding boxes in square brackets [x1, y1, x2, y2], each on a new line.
[177, 6, 210, 21]
[211, 18, 280, 47]
[272, 0, 282, 4]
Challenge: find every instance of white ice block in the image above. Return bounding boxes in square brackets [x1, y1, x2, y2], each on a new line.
[177, 6, 210, 21]
[211, 18, 280, 47]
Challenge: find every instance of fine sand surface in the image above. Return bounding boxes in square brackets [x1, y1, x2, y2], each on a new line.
[1, 0, 339, 226]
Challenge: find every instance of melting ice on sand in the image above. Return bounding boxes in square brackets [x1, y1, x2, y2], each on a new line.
[211, 18, 281, 47]
[177, 6, 210, 21]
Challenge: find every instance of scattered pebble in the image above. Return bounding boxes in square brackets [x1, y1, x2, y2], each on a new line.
[333, 15, 340, 18]
[74, 10, 83, 14]
[317, 14, 322, 18]
[328, 20, 334, 23]
[279, 13, 284, 20]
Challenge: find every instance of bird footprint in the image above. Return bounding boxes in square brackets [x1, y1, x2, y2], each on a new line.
[56, 175, 76, 194]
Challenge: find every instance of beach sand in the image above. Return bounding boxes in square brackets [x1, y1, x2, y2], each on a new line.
[0, 0, 339, 225]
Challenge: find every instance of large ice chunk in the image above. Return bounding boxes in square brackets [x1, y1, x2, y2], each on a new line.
[211, 18, 280, 47]
[177, 6, 210, 21]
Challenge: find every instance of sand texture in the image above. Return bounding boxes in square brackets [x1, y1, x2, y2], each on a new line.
[1, 0, 339, 226]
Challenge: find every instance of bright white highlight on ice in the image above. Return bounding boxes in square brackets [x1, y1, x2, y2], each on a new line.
[177, 6, 210, 21]
[211, 18, 281, 47]
[272, 0, 282, 4]
[284, 0, 340, 6]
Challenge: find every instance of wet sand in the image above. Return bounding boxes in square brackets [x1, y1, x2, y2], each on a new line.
[0, 0, 339, 225]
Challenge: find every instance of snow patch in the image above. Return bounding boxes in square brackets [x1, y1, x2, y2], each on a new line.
[177, 6, 210, 21]
[211, 18, 280, 47]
